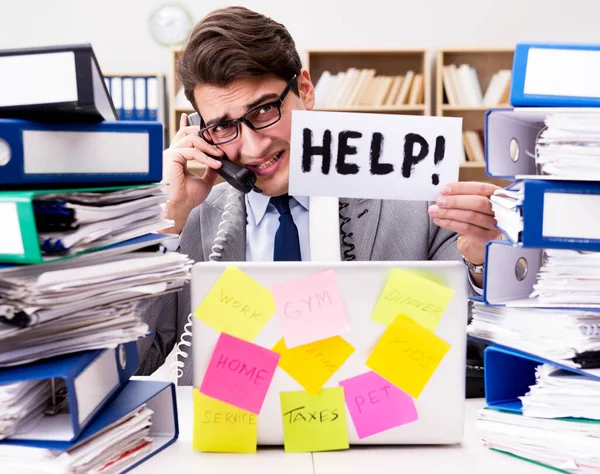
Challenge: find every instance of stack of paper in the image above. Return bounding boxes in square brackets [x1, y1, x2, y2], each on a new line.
[489, 182, 523, 243]
[0, 380, 51, 439]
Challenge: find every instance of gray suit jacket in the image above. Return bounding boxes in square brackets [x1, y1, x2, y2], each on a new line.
[136, 183, 463, 385]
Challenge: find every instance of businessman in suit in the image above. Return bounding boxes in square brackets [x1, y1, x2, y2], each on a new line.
[137, 6, 501, 385]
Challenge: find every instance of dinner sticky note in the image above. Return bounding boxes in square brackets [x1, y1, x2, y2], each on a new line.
[272, 336, 355, 395]
[193, 266, 275, 342]
[339, 371, 418, 439]
[199, 333, 280, 414]
[193, 391, 257, 453]
[371, 268, 455, 331]
[366, 315, 450, 398]
[280, 387, 349, 453]
[271, 269, 350, 348]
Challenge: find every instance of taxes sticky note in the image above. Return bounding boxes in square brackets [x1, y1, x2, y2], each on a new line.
[271, 269, 350, 348]
[199, 333, 280, 414]
[193, 391, 257, 453]
[371, 268, 455, 331]
[366, 315, 450, 398]
[272, 336, 355, 395]
[193, 266, 275, 342]
[339, 371, 418, 439]
[280, 387, 349, 453]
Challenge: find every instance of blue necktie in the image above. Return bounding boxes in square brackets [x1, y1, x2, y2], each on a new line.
[271, 194, 302, 261]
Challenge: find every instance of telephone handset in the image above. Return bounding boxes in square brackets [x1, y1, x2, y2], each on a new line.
[187, 112, 261, 194]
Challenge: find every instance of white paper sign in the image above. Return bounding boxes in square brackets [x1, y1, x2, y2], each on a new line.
[289, 110, 462, 200]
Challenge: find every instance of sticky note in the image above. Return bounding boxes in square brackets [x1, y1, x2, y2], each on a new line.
[193, 391, 257, 453]
[339, 371, 418, 439]
[371, 268, 455, 331]
[280, 387, 349, 453]
[199, 333, 280, 414]
[366, 315, 450, 398]
[273, 336, 355, 395]
[271, 269, 350, 348]
[193, 266, 275, 342]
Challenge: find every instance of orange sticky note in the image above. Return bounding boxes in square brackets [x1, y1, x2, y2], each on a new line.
[366, 315, 451, 398]
[272, 336, 355, 395]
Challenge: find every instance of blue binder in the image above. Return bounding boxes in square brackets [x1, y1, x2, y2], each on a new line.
[0, 342, 139, 443]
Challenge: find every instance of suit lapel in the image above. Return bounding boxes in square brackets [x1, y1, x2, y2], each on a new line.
[339, 198, 382, 261]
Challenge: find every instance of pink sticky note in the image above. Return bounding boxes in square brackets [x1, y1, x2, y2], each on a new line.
[271, 269, 350, 348]
[339, 371, 418, 439]
[199, 333, 280, 414]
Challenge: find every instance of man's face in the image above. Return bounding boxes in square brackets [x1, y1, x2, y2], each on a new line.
[193, 70, 315, 197]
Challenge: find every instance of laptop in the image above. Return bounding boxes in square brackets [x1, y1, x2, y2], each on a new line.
[190, 260, 468, 445]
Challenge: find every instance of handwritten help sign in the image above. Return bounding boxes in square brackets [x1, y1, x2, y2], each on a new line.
[289, 110, 461, 201]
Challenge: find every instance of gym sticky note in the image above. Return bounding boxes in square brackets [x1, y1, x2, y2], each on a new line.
[280, 387, 349, 453]
[193, 266, 275, 342]
[199, 333, 280, 414]
[271, 269, 350, 348]
[339, 371, 418, 439]
[272, 336, 355, 395]
[192, 391, 258, 453]
[366, 315, 450, 398]
[370, 268, 455, 331]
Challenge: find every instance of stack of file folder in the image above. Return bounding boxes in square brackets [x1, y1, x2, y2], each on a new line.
[0, 43, 181, 472]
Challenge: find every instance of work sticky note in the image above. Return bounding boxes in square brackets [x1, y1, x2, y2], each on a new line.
[193, 391, 258, 453]
[371, 268, 455, 331]
[271, 269, 350, 348]
[199, 333, 280, 414]
[193, 266, 275, 342]
[339, 371, 418, 439]
[280, 387, 349, 453]
[272, 336, 355, 395]
[366, 315, 451, 398]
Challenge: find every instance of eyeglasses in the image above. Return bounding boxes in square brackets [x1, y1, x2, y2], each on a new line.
[197, 74, 297, 146]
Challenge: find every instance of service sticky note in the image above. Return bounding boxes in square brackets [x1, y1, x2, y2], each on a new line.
[273, 336, 355, 395]
[193, 391, 258, 453]
[339, 371, 418, 439]
[366, 315, 450, 398]
[199, 333, 280, 414]
[271, 269, 350, 348]
[371, 268, 455, 331]
[193, 266, 275, 342]
[280, 387, 349, 453]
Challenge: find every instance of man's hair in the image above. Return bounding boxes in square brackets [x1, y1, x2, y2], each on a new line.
[177, 6, 302, 110]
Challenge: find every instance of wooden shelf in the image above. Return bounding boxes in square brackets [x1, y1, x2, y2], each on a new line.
[442, 104, 511, 112]
[460, 162, 485, 168]
[314, 105, 425, 113]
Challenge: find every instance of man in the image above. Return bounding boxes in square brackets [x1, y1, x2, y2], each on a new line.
[137, 6, 501, 384]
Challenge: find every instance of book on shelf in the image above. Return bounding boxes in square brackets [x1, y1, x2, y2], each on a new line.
[443, 64, 511, 107]
[462, 130, 485, 163]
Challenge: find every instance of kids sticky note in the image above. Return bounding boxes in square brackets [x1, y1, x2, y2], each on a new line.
[339, 371, 418, 439]
[193, 391, 258, 453]
[193, 266, 275, 342]
[366, 315, 451, 398]
[371, 268, 455, 331]
[199, 333, 280, 414]
[271, 269, 350, 348]
[272, 336, 355, 395]
[280, 387, 349, 453]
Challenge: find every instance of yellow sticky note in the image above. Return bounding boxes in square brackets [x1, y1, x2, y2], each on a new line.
[273, 337, 355, 395]
[280, 387, 349, 453]
[371, 268, 455, 331]
[193, 266, 275, 342]
[192, 390, 257, 453]
[366, 315, 451, 398]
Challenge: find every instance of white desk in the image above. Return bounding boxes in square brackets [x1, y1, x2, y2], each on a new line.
[133, 386, 549, 474]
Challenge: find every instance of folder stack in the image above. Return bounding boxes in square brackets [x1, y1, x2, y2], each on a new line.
[467, 41, 600, 473]
[0, 43, 181, 471]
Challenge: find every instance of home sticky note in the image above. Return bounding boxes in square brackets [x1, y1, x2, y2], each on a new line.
[280, 387, 349, 453]
[366, 315, 451, 398]
[193, 266, 275, 342]
[193, 391, 257, 453]
[199, 333, 280, 414]
[271, 269, 350, 348]
[339, 371, 418, 439]
[370, 268, 455, 331]
[272, 336, 355, 395]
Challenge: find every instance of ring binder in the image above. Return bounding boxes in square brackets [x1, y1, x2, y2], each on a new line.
[45, 378, 69, 416]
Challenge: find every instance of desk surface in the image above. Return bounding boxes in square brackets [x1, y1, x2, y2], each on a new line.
[133, 386, 548, 474]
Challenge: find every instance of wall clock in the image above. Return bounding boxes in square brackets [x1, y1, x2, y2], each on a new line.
[149, 4, 193, 46]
